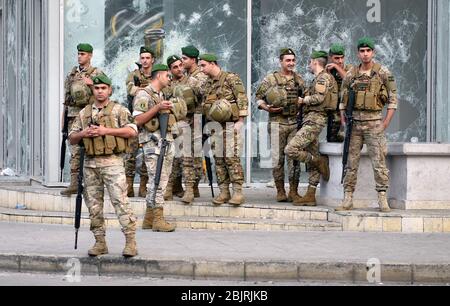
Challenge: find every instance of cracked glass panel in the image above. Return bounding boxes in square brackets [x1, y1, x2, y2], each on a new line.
[251, 0, 428, 183]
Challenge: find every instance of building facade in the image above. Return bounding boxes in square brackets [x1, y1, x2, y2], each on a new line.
[1, 0, 450, 185]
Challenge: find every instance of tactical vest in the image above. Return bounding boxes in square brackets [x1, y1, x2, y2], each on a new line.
[81, 102, 131, 157]
[204, 72, 240, 123]
[135, 69, 152, 88]
[344, 63, 388, 111]
[68, 66, 97, 107]
[273, 72, 302, 117]
[140, 87, 178, 133]
[306, 72, 339, 113]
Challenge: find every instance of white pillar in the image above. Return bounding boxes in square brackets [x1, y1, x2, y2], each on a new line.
[44, 0, 64, 184]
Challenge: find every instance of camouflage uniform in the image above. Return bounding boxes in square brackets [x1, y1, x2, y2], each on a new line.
[69, 102, 137, 237]
[327, 64, 353, 143]
[256, 72, 305, 189]
[285, 70, 337, 187]
[340, 63, 398, 193]
[203, 71, 248, 192]
[133, 85, 175, 209]
[64, 66, 102, 178]
[125, 69, 152, 182]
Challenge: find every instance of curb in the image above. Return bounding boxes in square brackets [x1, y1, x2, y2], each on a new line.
[1, 253, 450, 284]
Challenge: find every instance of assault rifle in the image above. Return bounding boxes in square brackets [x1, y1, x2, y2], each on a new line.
[150, 112, 171, 207]
[74, 145, 85, 250]
[60, 107, 70, 182]
[202, 116, 215, 198]
[341, 89, 356, 184]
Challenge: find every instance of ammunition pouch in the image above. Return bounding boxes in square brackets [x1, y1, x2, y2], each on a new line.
[81, 102, 131, 157]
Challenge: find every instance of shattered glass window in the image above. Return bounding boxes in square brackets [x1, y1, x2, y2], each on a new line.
[251, 0, 428, 183]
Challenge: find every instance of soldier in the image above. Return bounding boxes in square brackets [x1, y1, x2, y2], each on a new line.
[199, 54, 248, 206]
[326, 43, 353, 143]
[164, 55, 187, 202]
[285, 51, 336, 206]
[336, 37, 397, 213]
[125, 47, 155, 198]
[69, 74, 138, 258]
[134, 64, 183, 232]
[256, 48, 305, 203]
[61, 43, 102, 196]
[176, 46, 211, 204]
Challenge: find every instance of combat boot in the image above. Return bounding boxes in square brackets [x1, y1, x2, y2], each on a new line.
[275, 181, 288, 203]
[378, 192, 391, 212]
[173, 176, 185, 198]
[61, 174, 79, 196]
[335, 192, 354, 211]
[164, 184, 174, 201]
[88, 235, 109, 257]
[181, 185, 195, 205]
[142, 207, 154, 230]
[193, 181, 201, 198]
[213, 185, 231, 205]
[126, 176, 135, 198]
[312, 155, 330, 182]
[229, 184, 245, 206]
[138, 176, 148, 198]
[152, 207, 176, 232]
[288, 181, 302, 203]
[122, 233, 138, 258]
[293, 186, 317, 207]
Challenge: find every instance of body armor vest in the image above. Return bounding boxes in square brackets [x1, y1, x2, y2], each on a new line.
[81, 102, 130, 157]
[273, 72, 302, 117]
[344, 63, 388, 111]
[204, 72, 240, 123]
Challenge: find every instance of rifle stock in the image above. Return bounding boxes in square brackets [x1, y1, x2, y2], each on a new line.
[341, 89, 356, 184]
[74, 145, 85, 250]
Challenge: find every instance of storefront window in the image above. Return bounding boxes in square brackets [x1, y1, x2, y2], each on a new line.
[251, 0, 428, 183]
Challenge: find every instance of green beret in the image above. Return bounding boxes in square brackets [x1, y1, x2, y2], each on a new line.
[199, 54, 218, 63]
[77, 43, 93, 53]
[152, 64, 169, 73]
[92, 74, 112, 86]
[311, 50, 328, 59]
[167, 55, 182, 68]
[357, 37, 375, 50]
[329, 43, 345, 56]
[182, 45, 200, 58]
[140, 46, 155, 56]
[280, 48, 296, 57]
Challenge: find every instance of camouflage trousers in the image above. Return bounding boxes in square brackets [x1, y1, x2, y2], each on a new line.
[343, 120, 389, 193]
[124, 137, 149, 179]
[285, 112, 327, 187]
[169, 123, 204, 188]
[211, 123, 245, 187]
[84, 165, 137, 236]
[327, 111, 344, 143]
[143, 139, 175, 209]
[269, 122, 301, 185]
[69, 118, 80, 175]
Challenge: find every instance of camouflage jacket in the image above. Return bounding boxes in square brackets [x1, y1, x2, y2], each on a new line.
[330, 64, 353, 91]
[69, 101, 137, 168]
[126, 68, 153, 97]
[133, 85, 175, 144]
[303, 70, 337, 114]
[256, 71, 305, 125]
[203, 71, 249, 118]
[340, 62, 398, 121]
[64, 65, 102, 117]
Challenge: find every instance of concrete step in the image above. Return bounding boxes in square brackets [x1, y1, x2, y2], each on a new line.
[0, 207, 341, 232]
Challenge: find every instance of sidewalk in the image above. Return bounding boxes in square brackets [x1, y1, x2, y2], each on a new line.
[1, 222, 450, 284]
